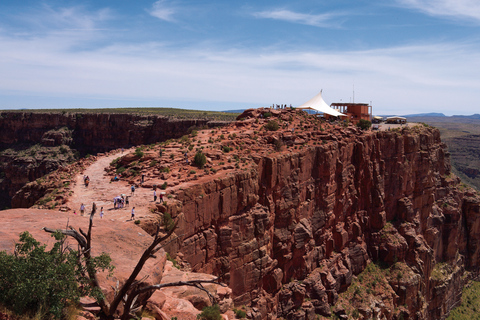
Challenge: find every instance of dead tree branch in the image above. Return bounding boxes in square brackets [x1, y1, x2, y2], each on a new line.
[121, 278, 225, 320]
[43, 207, 225, 320]
[108, 221, 178, 316]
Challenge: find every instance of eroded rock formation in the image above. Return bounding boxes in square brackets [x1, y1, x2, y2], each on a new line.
[3, 108, 480, 319]
[146, 109, 480, 319]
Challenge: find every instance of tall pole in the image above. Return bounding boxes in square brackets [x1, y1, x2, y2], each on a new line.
[353, 84, 355, 103]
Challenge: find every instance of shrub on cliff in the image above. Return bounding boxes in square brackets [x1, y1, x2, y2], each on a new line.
[264, 120, 279, 131]
[135, 147, 144, 158]
[163, 212, 175, 231]
[197, 304, 222, 320]
[194, 152, 207, 169]
[356, 119, 372, 130]
[0, 231, 113, 319]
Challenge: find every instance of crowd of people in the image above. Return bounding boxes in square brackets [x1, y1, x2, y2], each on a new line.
[76, 149, 168, 222]
[113, 194, 129, 209]
[272, 104, 292, 109]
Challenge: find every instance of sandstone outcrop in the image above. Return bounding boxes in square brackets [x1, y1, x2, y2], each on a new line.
[118, 108, 480, 319]
[3, 108, 480, 319]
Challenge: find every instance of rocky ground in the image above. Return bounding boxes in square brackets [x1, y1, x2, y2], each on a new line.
[2, 107, 478, 320]
[1, 108, 365, 319]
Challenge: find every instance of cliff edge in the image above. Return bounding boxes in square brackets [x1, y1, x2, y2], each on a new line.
[4, 108, 480, 319]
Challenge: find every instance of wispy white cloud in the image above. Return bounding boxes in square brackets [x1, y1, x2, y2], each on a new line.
[396, 0, 480, 22]
[1, 4, 480, 115]
[1, 18, 480, 115]
[252, 9, 342, 28]
[12, 4, 112, 33]
[149, 0, 177, 22]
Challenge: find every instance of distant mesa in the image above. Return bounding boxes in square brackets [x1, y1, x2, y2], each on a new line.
[223, 109, 246, 113]
[403, 112, 446, 117]
[452, 113, 480, 119]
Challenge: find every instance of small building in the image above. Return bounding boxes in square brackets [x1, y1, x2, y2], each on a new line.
[330, 102, 372, 124]
[372, 116, 383, 124]
[385, 116, 407, 124]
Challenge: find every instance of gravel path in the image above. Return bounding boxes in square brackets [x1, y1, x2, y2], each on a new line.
[68, 149, 156, 222]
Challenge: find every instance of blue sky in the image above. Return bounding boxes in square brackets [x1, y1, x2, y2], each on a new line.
[1, 0, 480, 115]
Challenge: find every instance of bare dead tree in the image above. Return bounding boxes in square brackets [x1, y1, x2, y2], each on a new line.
[44, 202, 225, 320]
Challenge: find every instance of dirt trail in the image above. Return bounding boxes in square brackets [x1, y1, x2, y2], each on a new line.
[68, 150, 155, 222]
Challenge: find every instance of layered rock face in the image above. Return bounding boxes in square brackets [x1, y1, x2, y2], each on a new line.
[0, 112, 225, 154]
[0, 112, 226, 209]
[164, 126, 480, 319]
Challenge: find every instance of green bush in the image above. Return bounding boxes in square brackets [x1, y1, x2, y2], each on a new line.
[197, 304, 222, 320]
[234, 308, 247, 319]
[194, 152, 207, 169]
[264, 120, 279, 131]
[135, 147, 144, 158]
[163, 213, 175, 232]
[110, 157, 120, 167]
[160, 182, 168, 190]
[356, 119, 372, 130]
[0, 232, 112, 319]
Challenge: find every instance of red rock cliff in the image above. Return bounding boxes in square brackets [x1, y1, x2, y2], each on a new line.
[163, 122, 480, 319]
[0, 111, 228, 209]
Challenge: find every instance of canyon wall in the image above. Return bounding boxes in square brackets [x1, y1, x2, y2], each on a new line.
[0, 111, 226, 208]
[164, 126, 480, 319]
[0, 111, 226, 153]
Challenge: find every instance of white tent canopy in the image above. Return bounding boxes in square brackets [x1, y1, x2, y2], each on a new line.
[297, 91, 345, 117]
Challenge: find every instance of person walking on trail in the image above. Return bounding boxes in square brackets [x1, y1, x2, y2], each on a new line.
[100, 207, 104, 219]
[142, 173, 145, 184]
[131, 185, 135, 196]
[125, 196, 129, 207]
[153, 190, 157, 202]
[131, 207, 135, 220]
[80, 203, 85, 216]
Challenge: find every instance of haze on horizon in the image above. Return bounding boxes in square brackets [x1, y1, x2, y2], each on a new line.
[1, 0, 480, 116]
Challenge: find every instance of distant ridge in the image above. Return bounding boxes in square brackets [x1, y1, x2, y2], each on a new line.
[403, 113, 480, 120]
[452, 114, 480, 119]
[404, 112, 446, 117]
[223, 109, 245, 113]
